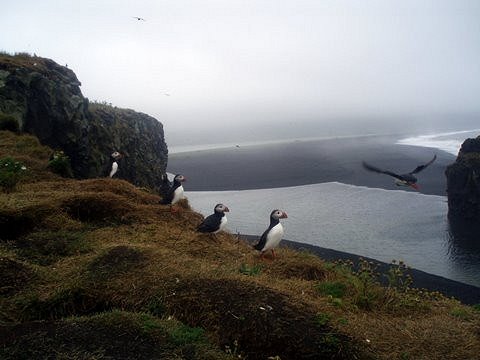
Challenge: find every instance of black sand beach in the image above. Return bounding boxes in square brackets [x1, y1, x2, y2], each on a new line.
[168, 135, 456, 195]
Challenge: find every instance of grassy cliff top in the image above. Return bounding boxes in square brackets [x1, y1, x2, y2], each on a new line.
[1, 130, 479, 359]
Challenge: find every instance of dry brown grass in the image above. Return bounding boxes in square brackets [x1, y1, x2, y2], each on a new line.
[1, 131, 479, 359]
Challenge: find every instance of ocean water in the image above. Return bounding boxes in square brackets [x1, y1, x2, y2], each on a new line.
[174, 129, 480, 287]
[186, 183, 480, 287]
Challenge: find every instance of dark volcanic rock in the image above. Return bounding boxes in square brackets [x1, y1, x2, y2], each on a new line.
[0, 53, 167, 191]
[445, 135, 480, 220]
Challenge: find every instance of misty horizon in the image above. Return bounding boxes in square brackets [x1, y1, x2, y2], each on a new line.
[2, 0, 480, 146]
[165, 113, 480, 146]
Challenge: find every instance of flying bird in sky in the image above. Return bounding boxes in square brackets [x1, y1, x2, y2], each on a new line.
[132, 16, 145, 21]
[362, 155, 437, 190]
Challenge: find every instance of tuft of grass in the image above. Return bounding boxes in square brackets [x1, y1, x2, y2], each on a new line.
[87, 246, 147, 280]
[239, 263, 262, 276]
[62, 193, 135, 224]
[0, 157, 28, 192]
[350, 259, 382, 310]
[47, 150, 73, 178]
[386, 259, 413, 292]
[315, 281, 347, 298]
[17, 286, 111, 321]
[0, 257, 36, 296]
[169, 324, 205, 345]
[314, 312, 331, 326]
[0, 113, 19, 132]
[146, 296, 166, 317]
[0, 203, 55, 240]
[450, 307, 472, 320]
[14, 230, 91, 265]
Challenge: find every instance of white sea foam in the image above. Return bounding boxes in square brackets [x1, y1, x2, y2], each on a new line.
[397, 129, 480, 155]
[187, 182, 480, 287]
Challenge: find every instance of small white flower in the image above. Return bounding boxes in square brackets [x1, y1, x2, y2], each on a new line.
[366, 339, 371, 343]
[21, 166, 27, 170]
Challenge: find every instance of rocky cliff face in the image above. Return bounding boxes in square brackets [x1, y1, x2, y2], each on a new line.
[0, 53, 168, 190]
[445, 136, 480, 220]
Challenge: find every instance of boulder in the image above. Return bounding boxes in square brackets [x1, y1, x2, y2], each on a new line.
[0, 53, 168, 191]
[445, 135, 480, 220]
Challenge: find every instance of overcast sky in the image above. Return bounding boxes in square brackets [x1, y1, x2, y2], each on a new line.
[2, 0, 480, 144]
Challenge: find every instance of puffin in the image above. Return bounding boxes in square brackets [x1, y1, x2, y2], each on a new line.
[109, 151, 123, 178]
[159, 174, 186, 211]
[254, 209, 288, 259]
[362, 154, 437, 190]
[197, 203, 230, 235]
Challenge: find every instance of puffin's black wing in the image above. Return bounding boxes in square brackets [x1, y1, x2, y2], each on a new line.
[253, 229, 270, 251]
[159, 188, 174, 205]
[362, 161, 406, 181]
[197, 214, 220, 233]
[159, 175, 173, 200]
[410, 155, 437, 174]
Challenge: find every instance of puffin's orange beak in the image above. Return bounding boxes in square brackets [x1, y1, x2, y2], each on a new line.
[224, 207, 230, 212]
[281, 212, 288, 219]
[410, 183, 419, 190]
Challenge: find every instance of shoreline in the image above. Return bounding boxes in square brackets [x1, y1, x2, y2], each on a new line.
[168, 133, 456, 195]
[240, 235, 480, 305]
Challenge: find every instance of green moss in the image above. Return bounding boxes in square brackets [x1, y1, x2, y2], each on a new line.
[315, 281, 347, 298]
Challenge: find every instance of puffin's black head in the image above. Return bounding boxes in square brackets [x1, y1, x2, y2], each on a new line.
[401, 174, 419, 190]
[174, 174, 186, 183]
[214, 203, 230, 214]
[270, 209, 288, 220]
[111, 151, 123, 160]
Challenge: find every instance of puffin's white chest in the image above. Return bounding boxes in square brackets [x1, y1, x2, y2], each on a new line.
[263, 223, 284, 251]
[109, 161, 119, 177]
[215, 216, 228, 233]
[171, 185, 184, 204]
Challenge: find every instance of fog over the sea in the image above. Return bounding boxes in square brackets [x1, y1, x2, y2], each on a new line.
[2, 0, 480, 144]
